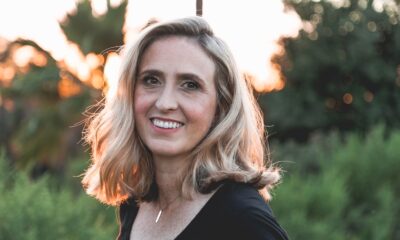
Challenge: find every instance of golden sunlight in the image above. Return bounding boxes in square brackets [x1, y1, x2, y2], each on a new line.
[13, 46, 35, 68]
[206, 1, 301, 92]
[63, 43, 91, 82]
[0, 0, 301, 93]
[58, 77, 82, 98]
[104, 52, 122, 96]
[0, 66, 15, 86]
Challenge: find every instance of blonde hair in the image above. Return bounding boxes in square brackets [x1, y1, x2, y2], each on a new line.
[82, 16, 281, 205]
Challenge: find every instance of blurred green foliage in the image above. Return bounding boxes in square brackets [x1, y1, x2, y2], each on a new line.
[0, 40, 94, 169]
[0, 152, 118, 240]
[0, 0, 126, 170]
[271, 125, 400, 239]
[60, 0, 126, 54]
[0, 3, 126, 236]
[261, 0, 400, 141]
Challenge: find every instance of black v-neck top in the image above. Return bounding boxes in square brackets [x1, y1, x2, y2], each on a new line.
[117, 181, 289, 240]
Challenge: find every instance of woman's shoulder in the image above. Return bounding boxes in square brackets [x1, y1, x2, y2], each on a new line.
[217, 181, 271, 211]
[215, 181, 289, 240]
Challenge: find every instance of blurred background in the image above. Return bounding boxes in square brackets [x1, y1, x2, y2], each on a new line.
[0, 0, 399, 239]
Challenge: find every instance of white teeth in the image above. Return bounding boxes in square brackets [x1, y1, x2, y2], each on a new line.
[152, 119, 183, 129]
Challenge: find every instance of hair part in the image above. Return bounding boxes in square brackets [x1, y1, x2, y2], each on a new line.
[82, 16, 281, 205]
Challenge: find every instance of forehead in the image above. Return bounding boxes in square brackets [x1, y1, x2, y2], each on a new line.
[144, 35, 206, 56]
[139, 36, 216, 78]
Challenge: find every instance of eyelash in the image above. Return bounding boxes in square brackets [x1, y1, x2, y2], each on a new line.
[142, 75, 160, 86]
[182, 81, 200, 90]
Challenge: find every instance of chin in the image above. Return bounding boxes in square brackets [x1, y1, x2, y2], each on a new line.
[150, 147, 189, 159]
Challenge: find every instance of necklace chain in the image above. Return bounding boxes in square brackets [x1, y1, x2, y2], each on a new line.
[155, 194, 181, 223]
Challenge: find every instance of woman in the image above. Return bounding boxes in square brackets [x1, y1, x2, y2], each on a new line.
[82, 16, 289, 240]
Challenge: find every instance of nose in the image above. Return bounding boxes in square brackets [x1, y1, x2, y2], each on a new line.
[155, 86, 178, 111]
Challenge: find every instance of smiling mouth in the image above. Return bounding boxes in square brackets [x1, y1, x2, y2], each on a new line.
[150, 118, 184, 129]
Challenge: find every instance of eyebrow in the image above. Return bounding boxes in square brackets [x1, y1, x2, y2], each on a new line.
[138, 69, 164, 78]
[138, 69, 207, 85]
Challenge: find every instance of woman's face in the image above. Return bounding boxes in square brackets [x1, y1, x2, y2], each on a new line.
[134, 36, 217, 160]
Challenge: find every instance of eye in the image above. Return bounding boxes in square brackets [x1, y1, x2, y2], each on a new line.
[142, 75, 161, 86]
[182, 81, 200, 90]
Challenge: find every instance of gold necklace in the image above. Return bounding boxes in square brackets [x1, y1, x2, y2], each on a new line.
[155, 195, 181, 223]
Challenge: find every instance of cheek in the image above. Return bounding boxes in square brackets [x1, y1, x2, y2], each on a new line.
[133, 91, 151, 119]
[186, 98, 217, 126]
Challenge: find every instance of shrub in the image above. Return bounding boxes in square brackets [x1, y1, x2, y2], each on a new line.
[271, 126, 400, 240]
[0, 154, 117, 240]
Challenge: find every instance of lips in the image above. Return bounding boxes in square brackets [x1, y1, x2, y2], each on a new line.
[150, 118, 184, 129]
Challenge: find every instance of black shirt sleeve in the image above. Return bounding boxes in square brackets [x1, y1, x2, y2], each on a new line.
[223, 182, 289, 240]
[234, 201, 289, 239]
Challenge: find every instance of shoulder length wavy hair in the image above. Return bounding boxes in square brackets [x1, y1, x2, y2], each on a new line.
[82, 16, 281, 206]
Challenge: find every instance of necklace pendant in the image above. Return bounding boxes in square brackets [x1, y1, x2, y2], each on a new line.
[155, 210, 162, 223]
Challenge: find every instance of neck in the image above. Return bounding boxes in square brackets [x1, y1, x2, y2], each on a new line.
[153, 155, 189, 203]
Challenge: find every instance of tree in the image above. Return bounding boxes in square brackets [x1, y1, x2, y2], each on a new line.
[260, 0, 400, 141]
[0, 0, 127, 172]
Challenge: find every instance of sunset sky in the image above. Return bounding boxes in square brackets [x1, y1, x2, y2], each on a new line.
[0, 0, 302, 92]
